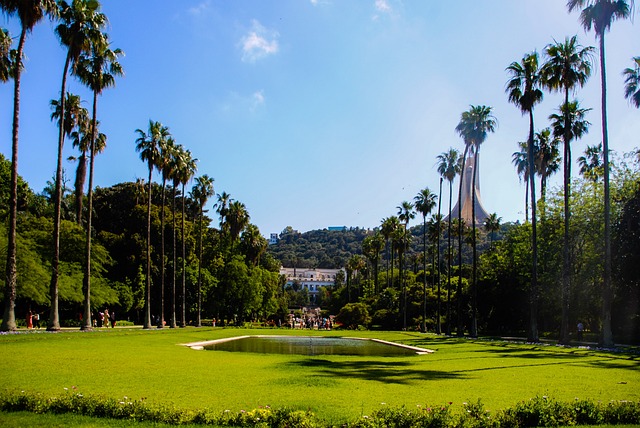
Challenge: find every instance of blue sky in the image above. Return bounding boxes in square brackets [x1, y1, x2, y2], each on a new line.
[1, 1, 638, 236]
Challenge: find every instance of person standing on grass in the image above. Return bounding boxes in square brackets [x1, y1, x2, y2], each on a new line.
[25, 309, 33, 329]
[104, 309, 110, 328]
[110, 311, 116, 328]
[577, 321, 584, 341]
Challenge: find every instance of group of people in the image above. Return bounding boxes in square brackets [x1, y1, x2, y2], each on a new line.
[94, 308, 116, 328]
[25, 309, 41, 329]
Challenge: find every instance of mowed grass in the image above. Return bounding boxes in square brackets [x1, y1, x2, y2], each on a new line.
[1, 327, 638, 424]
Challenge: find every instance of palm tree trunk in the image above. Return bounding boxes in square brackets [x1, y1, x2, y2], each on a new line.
[197, 206, 203, 328]
[560, 88, 571, 345]
[446, 180, 453, 336]
[49, 51, 73, 331]
[457, 144, 469, 337]
[181, 183, 187, 328]
[528, 109, 539, 342]
[422, 215, 427, 333]
[74, 151, 87, 224]
[81, 90, 99, 331]
[144, 168, 153, 329]
[436, 177, 443, 335]
[471, 149, 478, 338]
[1, 27, 27, 332]
[171, 185, 177, 328]
[159, 180, 166, 329]
[525, 176, 529, 223]
[599, 34, 613, 347]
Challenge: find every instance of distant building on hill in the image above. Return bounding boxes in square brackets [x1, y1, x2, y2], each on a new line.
[268, 233, 278, 245]
[327, 226, 347, 231]
[280, 267, 345, 304]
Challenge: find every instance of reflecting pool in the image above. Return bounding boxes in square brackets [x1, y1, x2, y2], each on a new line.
[200, 336, 431, 356]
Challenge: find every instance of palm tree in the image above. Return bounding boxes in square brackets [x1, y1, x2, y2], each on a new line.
[1, 0, 57, 332]
[578, 143, 603, 182]
[168, 144, 186, 328]
[177, 149, 197, 327]
[192, 174, 214, 328]
[135, 120, 170, 329]
[512, 142, 531, 222]
[567, 0, 634, 347]
[51, 93, 89, 224]
[549, 100, 592, 343]
[226, 200, 250, 243]
[483, 213, 501, 248]
[74, 34, 122, 330]
[542, 34, 593, 344]
[380, 216, 400, 289]
[216, 191, 232, 228]
[437, 148, 460, 335]
[156, 136, 176, 329]
[48, 0, 106, 331]
[362, 233, 385, 294]
[397, 201, 415, 330]
[623, 56, 640, 108]
[455, 105, 496, 338]
[534, 128, 561, 208]
[506, 52, 543, 342]
[414, 188, 437, 333]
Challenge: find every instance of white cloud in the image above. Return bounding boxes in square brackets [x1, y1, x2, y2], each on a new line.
[240, 20, 279, 63]
[375, 0, 391, 13]
[188, 0, 211, 17]
[252, 90, 265, 110]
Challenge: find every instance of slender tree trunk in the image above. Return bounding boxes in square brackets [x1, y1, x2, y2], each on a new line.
[49, 52, 73, 332]
[446, 180, 453, 336]
[471, 149, 478, 338]
[560, 87, 572, 345]
[422, 216, 427, 333]
[599, 34, 613, 347]
[171, 184, 177, 328]
[197, 206, 203, 327]
[81, 91, 99, 331]
[1, 27, 27, 332]
[181, 183, 187, 328]
[436, 177, 443, 335]
[457, 144, 469, 337]
[525, 176, 529, 223]
[74, 151, 87, 224]
[159, 180, 166, 329]
[143, 168, 153, 329]
[528, 109, 539, 342]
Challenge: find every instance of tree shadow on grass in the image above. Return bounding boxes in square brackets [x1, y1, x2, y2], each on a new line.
[288, 359, 466, 384]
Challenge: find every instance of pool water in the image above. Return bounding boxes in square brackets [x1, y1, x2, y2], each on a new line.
[202, 336, 425, 356]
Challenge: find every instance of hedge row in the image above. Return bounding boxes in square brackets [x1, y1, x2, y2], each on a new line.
[1, 390, 639, 427]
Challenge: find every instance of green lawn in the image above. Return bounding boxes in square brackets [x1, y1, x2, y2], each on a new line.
[1, 327, 638, 424]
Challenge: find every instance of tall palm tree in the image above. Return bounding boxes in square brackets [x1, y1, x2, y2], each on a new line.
[578, 143, 603, 182]
[177, 149, 197, 327]
[623, 56, 640, 108]
[567, 0, 634, 347]
[380, 216, 399, 289]
[1, 0, 57, 332]
[192, 174, 214, 328]
[51, 93, 90, 224]
[549, 100, 592, 343]
[48, 0, 106, 331]
[362, 233, 385, 294]
[512, 142, 531, 223]
[437, 148, 460, 335]
[506, 52, 543, 342]
[414, 188, 437, 334]
[75, 34, 122, 330]
[135, 120, 170, 329]
[226, 200, 250, 244]
[542, 34, 593, 344]
[483, 213, 501, 248]
[455, 105, 496, 338]
[156, 136, 176, 329]
[397, 200, 414, 330]
[168, 144, 186, 328]
[534, 128, 561, 208]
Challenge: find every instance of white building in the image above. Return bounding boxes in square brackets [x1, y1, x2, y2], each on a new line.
[279, 267, 344, 303]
